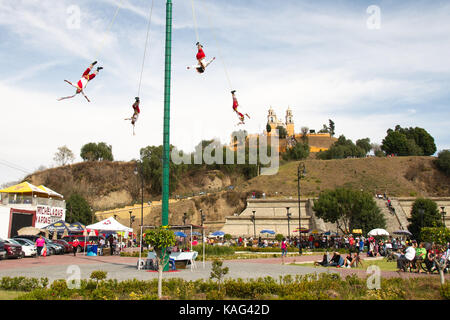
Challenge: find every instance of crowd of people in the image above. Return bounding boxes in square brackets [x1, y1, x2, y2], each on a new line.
[395, 241, 450, 273]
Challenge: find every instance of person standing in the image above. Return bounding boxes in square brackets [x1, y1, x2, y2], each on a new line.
[72, 238, 79, 256]
[109, 235, 114, 255]
[35, 235, 45, 257]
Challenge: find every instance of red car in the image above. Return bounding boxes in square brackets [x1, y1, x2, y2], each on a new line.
[63, 235, 102, 252]
[3, 240, 23, 259]
[52, 239, 74, 254]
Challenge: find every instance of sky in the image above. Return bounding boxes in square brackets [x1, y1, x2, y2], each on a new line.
[0, 0, 449, 185]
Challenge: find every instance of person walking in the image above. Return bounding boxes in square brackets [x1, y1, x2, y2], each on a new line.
[73, 238, 79, 256]
[281, 238, 288, 264]
[35, 235, 45, 257]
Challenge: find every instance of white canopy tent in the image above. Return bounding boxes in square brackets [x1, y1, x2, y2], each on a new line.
[85, 217, 133, 255]
[86, 216, 133, 233]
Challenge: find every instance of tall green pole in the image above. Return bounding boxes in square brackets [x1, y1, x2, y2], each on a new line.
[162, 0, 172, 227]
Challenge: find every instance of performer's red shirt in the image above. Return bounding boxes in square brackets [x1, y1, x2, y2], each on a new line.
[133, 102, 140, 113]
[196, 48, 205, 60]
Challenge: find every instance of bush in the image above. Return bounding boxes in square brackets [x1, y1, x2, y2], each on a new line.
[435, 149, 450, 176]
[440, 283, 450, 300]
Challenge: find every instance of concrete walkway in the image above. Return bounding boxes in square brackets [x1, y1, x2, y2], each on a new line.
[0, 254, 447, 283]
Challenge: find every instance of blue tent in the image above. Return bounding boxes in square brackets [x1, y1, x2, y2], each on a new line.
[211, 231, 225, 236]
[42, 220, 72, 234]
[174, 231, 187, 237]
[260, 230, 276, 235]
[69, 222, 86, 232]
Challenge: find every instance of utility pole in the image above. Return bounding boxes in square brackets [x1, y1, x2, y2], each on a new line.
[161, 0, 172, 227]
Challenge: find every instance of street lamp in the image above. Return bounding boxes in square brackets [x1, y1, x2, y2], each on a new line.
[129, 210, 135, 229]
[441, 207, 447, 227]
[183, 212, 187, 226]
[286, 207, 291, 238]
[200, 209, 206, 268]
[297, 162, 306, 255]
[251, 210, 256, 239]
[134, 160, 144, 228]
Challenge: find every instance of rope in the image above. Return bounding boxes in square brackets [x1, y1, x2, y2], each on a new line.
[137, 0, 155, 97]
[201, 0, 233, 90]
[190, 0, 200, 43]
[94, 0, 125, 60]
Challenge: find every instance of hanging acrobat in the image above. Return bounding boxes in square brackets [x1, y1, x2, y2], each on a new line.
[187, 42, 215, 74]
[57, 61, 103, 102]
[124, 97, 140, 135]
[231, 90, 250, 125]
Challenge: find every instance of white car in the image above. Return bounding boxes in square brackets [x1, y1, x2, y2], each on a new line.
[9, 238, 37, 258]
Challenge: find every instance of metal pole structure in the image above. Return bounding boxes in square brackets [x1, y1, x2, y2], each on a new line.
[297, 163, 305, 255]
[441, 207, 446, 227]
[161, 0, 172, 227]
[200, 209, 205, 268]
[252, 210, 256, 239]
[286, 207, 291, 238]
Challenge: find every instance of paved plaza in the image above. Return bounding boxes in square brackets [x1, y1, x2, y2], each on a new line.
[0, 254, 448, 283]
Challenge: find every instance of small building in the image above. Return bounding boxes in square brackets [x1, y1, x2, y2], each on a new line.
[0, 182, 66, 238]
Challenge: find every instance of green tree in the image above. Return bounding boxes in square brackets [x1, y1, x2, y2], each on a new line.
[407, 198, 443, 241]
[144, 226, 176, 299]
[312, 188, 386, 235]
[276, 126, 287, 139]
[356, 138, 371, 155]
[266, 123, 272, 133]
[284, 142, 310, 161]
[435, 149, 450, 176]
[140, 145, 184, 195]
[381, 125, 436, 156]
[316, 135, 366, 160]
[80, 142, 114, 161]
[328, 119, 335, 137]
[65, 193, 93, 225]
[210, 259, 229, 292]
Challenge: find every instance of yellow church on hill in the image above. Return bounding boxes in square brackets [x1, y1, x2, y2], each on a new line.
[230, 107, 337, 153]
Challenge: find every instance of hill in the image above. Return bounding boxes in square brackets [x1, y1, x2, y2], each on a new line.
[24, 156, 449, 229]
[237, 156, 450, 198]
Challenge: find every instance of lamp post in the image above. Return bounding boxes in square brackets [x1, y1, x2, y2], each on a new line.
[297, 162, 306, 255]
[441, 207, 447, 227]
[200, 209, 206, 268]
[286, 207, 291, 238]
[134, 161, 145, 229]
[183, 212, 187, 226]
[129, 210, 135, 229]
[251, 210, 256, 239]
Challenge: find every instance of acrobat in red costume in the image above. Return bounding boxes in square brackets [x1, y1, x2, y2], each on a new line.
[187, 42, 215, 74]
[231, 90, 250, 125]
[57, 61, 103, 102]
[124, 97, 140, 135]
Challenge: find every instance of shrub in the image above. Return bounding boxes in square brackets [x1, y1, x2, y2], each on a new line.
[440, 283, 450, 300]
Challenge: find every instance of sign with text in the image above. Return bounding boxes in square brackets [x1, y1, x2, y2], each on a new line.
[35, 205, 66, 227]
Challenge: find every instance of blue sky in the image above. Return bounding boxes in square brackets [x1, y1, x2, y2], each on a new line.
[0, 0, 449, 185]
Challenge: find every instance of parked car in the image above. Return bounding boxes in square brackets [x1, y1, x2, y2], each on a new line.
[13, 238, 38, 257]
[1, 237, 23, 259]
[45, 239, 64, 255]
[12, 235, 57, 256]
[0, 238, 6, 260]
[52, 239, 73, 254]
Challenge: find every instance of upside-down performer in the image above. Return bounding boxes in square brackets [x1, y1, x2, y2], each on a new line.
[124, 97, 140, 135]
[187, 42, 215, 74]
[57, 61, 103, 102]
[231, 90, 250, 125]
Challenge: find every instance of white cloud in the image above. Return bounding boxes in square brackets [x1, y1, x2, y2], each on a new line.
[0, 0, 449, 184]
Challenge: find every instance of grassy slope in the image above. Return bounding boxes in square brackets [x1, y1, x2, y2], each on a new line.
[236, 156, 450, 198]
